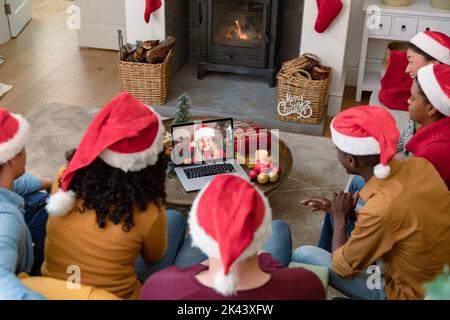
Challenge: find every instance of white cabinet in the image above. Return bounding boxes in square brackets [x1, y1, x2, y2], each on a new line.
[368, 15, 393, 37]
[441, 20, 450, 34]
[391, 16, 418, 40]
[418, 18, 441, 32]
[356, 0, 450, 102]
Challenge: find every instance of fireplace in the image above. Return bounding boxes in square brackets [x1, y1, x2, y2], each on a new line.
[197, 0, 283, 87]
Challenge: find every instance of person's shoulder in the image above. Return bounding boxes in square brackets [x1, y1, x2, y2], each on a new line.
[267, 268, 327, 299]
[140, 265, 205, 300]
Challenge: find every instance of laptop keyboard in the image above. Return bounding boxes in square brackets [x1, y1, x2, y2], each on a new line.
[183, 163, 236, 179]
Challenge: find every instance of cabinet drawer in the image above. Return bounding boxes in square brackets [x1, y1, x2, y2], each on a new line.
[368, 15, 392, 37]
[441, 20, 450, 36]
[391, 16, 418, 40]
[418, 18, 441, 33]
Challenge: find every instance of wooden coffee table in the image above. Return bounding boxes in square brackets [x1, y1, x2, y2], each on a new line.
[163, 117, 293, 206]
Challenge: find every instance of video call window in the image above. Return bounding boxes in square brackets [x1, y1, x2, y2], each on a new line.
[172, 120, 234, 165]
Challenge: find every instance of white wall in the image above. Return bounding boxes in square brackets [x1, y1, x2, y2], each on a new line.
[125, 0, 165, 44]
[300, 0, 353, 116]
[0, 9, 11, 45]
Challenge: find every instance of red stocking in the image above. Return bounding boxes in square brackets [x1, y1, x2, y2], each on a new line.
[314, 0, 343, 33]
[145, 0, 162, 24]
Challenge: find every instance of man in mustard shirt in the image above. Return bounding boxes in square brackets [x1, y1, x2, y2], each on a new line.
[293, 106, 450, 300]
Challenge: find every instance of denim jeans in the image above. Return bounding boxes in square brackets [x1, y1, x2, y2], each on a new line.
[174, 219, 293, 268]
[136, 209, 187, 282]
[292, 245, 386, 300]
[23, 192, 49, 276]
[317, 175, 366, 252]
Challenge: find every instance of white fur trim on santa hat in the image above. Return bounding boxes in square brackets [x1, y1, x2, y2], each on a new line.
[330, 120, 381, 156]
[46, 190, 77, 216]
[418, 65, 450, 117]
[188, 177, 273, 295]
[214, 271, 239, 297]
[195, 127, 215, 141]
[99, 107, 165, 172]
[0, 114, 29, 164]
[411, 32, 450, 65]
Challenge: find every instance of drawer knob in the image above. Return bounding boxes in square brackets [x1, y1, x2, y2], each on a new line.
[401, 25, 407, 31]
[426, 27, 430, 31]
[377, 23, 383, 30]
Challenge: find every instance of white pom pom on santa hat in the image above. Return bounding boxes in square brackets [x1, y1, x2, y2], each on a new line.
[374, 164, 391, 180]
[214, 271, 239, 297]
[330, 106, 400, 180]
[45, 190, 77, 217]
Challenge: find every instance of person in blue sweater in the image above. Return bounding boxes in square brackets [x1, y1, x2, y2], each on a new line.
[0, 108, 45, 299]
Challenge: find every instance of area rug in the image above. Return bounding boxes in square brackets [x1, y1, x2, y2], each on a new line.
[25, 103, 348, 248]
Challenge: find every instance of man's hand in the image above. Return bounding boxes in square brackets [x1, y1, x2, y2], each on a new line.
[301, 197, 331, 213]
[331, 191, 358, 222]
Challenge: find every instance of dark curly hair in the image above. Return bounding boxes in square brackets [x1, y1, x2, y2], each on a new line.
[63, 149, 169, 232]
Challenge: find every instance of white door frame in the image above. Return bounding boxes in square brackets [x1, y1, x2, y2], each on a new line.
[0, 0, 12, 44]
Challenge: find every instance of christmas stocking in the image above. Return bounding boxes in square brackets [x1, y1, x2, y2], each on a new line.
[314, 0, 343, 33]
[144, 0, 162, 24]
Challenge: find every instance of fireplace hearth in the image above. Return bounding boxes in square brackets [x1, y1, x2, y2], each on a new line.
[197, 0, 283, 87]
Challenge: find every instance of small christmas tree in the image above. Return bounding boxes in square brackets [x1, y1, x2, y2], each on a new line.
[173, 93, 192, 125]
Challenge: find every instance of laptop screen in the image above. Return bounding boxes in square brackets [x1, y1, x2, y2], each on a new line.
[171, 118, 234, 166]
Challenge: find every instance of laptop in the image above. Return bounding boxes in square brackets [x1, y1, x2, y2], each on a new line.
[171, 118, 248, 192]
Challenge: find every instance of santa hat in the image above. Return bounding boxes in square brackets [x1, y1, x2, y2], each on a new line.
[188, 175, 272, 296]
[194, 124, 215, 141]
[46, 92, 165, 216]
[0, 108, 29, 165]
[417, 64, 450, 117]
[410, 31, 450, 65]
[330, 106, 399, 179]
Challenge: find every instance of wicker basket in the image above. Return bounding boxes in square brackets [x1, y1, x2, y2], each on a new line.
[277, 54, 332, 125]
[118, 50, 173, 105]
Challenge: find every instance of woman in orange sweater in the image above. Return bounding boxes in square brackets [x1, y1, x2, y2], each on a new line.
[41, 92, 186, 300]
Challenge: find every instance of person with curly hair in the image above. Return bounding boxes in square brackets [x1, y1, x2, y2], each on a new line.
[40, 92, 186, 300]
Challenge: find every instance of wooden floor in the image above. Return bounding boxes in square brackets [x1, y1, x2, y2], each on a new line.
[0, 0, 369, 137]
[0, 0, 121, 115]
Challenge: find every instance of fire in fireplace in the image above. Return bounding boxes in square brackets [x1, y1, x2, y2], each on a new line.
[198, 0, 283, 87]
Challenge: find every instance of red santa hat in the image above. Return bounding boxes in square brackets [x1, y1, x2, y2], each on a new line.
[330, 106, 399, 179]
[188, 175, 272, 296]
[417, 64, 450, 117]
[410, 31, 450, 65]
[194, 124, 215, 141]
[46, 92, 165, 216]
[0, 108, 29, 165]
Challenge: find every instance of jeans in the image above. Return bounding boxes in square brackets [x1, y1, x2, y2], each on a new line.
[23, 192, 49, 276]
[317, 175, 366, 252]
[292, 245, 386, 300]
[136, 210, 187, 282]
[174, 219, 293, 268]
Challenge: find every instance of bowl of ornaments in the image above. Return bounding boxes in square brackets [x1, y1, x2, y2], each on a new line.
[247, 149, 282, 185]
